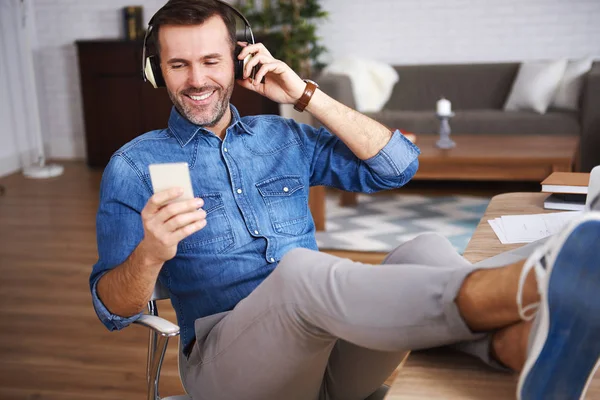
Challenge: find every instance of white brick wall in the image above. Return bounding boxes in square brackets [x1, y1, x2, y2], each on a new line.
[32, 0, 165, 160]
[30, 0, 600, 160]
[318, 0, 600, 65]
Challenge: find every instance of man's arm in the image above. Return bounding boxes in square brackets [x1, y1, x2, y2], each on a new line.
[96, 188, 206, 318]
[236, 43, 395, 160]
[96, 243, 164, 317]
[304, 90, 392, 160]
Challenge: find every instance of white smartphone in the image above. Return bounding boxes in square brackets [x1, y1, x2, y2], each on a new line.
[148, 162, 195, 202]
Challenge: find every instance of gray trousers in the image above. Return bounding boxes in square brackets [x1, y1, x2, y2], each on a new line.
[182, 233, 544, 400]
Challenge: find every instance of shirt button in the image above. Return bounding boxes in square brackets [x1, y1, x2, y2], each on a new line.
[254, 230, 259, 235]
[237, 189, 242, 194]
[270, 258, 275, 263]
[224, 147, 228, 152]
[283, 187, 289, 193]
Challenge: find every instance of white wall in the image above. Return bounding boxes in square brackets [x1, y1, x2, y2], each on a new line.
[319, 0, 600, 65]
[26, 0, 600, 161]
[32, 0, 166, 161]
[0, 0, 39, 177]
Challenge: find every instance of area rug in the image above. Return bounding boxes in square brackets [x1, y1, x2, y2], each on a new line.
[315, 193, 490, 254]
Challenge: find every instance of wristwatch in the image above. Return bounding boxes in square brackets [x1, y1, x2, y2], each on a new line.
[294, 79, 319, 112]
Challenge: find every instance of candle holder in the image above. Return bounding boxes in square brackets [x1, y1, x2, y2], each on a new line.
[436, 112, 456, 149]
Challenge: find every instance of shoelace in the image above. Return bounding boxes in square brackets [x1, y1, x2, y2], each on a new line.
[516, 246, 548, 321]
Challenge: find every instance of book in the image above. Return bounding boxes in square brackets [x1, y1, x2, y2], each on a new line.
[544, 193, 587, 211]
[541, 172, 590, 195]
[123, 6, 144, 41]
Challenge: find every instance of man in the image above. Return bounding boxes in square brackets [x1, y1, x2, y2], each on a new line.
[89, 1, 600, 399]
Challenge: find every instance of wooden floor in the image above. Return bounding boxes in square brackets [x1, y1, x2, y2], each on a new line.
[0, 161, 554, 399]
[0, 163, 178, 399]
[0, 162, 402, 399]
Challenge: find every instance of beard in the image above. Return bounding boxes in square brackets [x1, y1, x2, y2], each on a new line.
[168, 80, 234, 127]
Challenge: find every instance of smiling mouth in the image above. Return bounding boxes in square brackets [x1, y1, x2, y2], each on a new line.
[186, 90, 215, 102]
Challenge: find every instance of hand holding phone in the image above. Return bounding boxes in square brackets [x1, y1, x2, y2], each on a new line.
[140, 163, 206, 263]
[149, 162, 195, 202]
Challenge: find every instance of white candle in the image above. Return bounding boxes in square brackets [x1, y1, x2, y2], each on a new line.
[437, 97, 452, 116]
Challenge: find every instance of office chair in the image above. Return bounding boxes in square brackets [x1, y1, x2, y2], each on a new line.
[133, 282, 190, 400]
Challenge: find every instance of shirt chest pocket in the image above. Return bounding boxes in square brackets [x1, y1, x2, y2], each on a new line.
[178, 193, 235, 254]
[256, 176, 308, 236]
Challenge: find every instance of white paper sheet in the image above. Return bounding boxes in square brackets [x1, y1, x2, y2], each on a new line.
[488, 211, 581, 244]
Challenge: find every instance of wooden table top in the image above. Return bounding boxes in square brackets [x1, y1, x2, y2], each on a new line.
[411, 135, 579, 181]
[385, 192, 600, 399]
[414, 135, 579, 164]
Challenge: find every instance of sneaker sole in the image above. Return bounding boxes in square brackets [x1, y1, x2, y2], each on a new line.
[518, 213, 600, 400]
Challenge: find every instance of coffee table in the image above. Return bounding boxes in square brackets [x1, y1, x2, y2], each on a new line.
[337, 134, 579, 208]
[384, 192, 600, 399]
[412, 134, 578, 181]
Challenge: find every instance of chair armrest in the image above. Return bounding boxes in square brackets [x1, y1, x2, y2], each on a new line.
[580, 62, 600, 171]
[316, 72, 357, 110]
[134, 314, 180, 337]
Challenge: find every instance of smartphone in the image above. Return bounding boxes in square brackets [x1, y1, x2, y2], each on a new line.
[148, 162, 195, 202]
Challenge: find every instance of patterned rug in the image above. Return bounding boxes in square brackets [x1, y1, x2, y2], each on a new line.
[315, 193, 490, 254]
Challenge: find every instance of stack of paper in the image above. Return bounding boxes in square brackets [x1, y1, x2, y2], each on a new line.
[488, 212, 581, 244]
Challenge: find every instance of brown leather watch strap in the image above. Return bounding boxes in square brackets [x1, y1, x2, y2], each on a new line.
[294, 80, 318, 112]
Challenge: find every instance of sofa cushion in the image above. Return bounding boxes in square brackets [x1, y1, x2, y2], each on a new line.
[367, 109, 580, 136]
[386, 63, 520, 111]
[504, 60, 568, 114]
[551, 57, 595, 111]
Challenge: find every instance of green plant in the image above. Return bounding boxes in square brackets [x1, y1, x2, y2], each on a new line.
[236, 0, 328, 78]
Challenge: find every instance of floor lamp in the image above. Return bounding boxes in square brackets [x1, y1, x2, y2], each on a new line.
[19, 0, 63, 179]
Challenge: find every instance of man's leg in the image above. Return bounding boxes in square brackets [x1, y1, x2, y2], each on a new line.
[322, 233, 472, 400]
[322, 340, 407, 400]
[181, 238, 537, 400]
[322, 212, 600, 400]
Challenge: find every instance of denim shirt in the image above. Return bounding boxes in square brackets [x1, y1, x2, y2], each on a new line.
[89, 105, 420, 350]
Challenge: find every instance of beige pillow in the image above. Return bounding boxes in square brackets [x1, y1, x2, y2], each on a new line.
[504, 60, 568, 114]
[551, 57, 594, 111]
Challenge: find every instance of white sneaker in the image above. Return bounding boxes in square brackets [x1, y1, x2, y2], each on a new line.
[517, 212, 600, 400]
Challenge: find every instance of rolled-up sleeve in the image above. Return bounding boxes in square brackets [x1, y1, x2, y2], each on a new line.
[90, 271, 143, 330]
[363, 130, 420, 178]
[292, 119, 420, 193]
[89, 155, 150, 331]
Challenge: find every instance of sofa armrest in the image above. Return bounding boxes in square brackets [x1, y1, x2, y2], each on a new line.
[316, 73, 356, 110]
[580, 62, 600, 171]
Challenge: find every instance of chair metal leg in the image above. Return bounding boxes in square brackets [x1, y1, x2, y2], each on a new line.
[147, 301, 158, 386]
[146, 301, 162, 400]
[148, 334, 171, 400]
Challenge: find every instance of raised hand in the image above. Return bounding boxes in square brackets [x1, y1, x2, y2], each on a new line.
[235, 42, 306, 105]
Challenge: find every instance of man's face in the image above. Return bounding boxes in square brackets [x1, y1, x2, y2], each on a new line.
[158, 16, 234, 127]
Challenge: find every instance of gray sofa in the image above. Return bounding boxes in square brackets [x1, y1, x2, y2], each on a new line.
[318, 62, 600, 172]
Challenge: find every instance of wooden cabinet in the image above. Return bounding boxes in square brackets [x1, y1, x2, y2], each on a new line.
[76, 40, 278, 168]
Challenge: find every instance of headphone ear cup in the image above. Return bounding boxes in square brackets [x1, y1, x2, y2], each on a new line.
[150, 56, 165, 88]
[145, 55, 165, 88]
[234, 44, 244, 80]
[144, 57, 158, 88]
